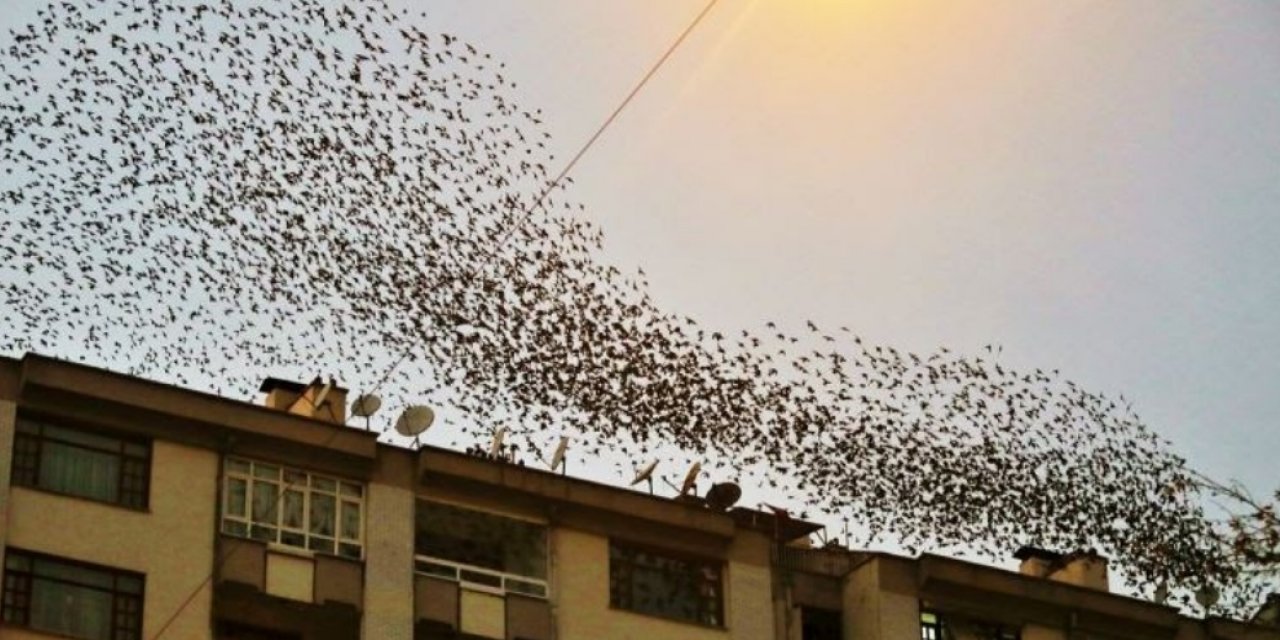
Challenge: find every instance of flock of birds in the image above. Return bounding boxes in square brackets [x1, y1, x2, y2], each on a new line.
[0, 0, 1270, 615]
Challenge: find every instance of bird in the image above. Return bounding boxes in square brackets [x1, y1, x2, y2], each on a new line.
[0, 0, 1263, 618]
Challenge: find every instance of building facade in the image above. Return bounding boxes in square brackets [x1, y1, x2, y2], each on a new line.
[0, 353, 1275, 640]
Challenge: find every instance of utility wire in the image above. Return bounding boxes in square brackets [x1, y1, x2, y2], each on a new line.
[149, 1, 721, 637]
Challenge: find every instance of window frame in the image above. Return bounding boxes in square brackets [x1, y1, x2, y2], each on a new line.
[607, 538, 725, 628]
[921, 610, 1021, 640]
[413, 500, 550, 599]
[220, 457, 365, 560]
[11, 416, 152, 510]
[2, 547, 145, 640]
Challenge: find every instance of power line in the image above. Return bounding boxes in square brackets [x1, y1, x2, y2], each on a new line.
[148, 1, 721, 637]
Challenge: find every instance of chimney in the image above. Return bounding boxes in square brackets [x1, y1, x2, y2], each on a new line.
[1253, 594, 1280, 626]
[259, 376, 348, 425]
[1014, 546, 1110, 592]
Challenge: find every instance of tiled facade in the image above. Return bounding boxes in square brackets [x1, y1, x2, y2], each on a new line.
[0, 354, 1275, 640]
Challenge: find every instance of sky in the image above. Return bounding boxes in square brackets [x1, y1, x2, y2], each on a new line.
[1, 0, 1276, 525]
[381, 0, 1280, 494]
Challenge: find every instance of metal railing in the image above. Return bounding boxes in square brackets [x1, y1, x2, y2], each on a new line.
[773, 545, 859, 577]
[413, 555, 549, 598]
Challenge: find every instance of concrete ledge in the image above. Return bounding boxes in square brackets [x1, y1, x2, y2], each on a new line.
[15, 354, 378, 477]
[418, 447, 734, 544]
[918, 554, 1180, 637]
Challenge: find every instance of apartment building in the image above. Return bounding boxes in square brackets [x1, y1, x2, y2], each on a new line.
[0, 353, 1276, 640]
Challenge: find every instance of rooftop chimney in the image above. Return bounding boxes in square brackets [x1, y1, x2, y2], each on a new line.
[260, 376, 348, 425]
[1014, 546, 1110, 592]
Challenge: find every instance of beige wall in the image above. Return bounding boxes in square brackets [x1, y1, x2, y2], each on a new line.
[461, 588, 507, 638]
[844, 558, 919, 640]
[265, 551, 315, 601]
[1023, 624, 1068, 640]
[728, 560, 776, 640]
[554, 527, 732, 640]
[364, 481, 416, 640]
[0, 399, 14, 572]
[6, 440, 219, 640]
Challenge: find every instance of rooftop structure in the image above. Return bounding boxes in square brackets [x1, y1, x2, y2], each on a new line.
[0, 353, 1275, 640]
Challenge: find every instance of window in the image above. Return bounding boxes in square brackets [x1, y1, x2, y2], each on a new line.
[414, 501, 548, 598]
[608, 541, 723, 627]
[221, 457, 364, 560]
[11, 418, 150, 509]
[216, 622, 302, 639]
[921, 611, 1020, 640]
[802, 606, 842, 640]
[921, 612, 943, 640]
[2, 549, 144, 640]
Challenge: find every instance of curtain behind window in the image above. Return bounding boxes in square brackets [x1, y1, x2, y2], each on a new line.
[39, 441, 120, 503]
[29, 579, 113, 640]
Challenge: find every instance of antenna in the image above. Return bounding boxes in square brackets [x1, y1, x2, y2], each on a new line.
[288, 378, 332, 417]
[549, 436, 568, 474]
[394, 405, 435, 448]
[679, 462, 702, 497]
[704, 482, 742, 511]
[312, 378, 334, 417]
[350, 393, 382, 430]
[631, 460, 658, 495]
[489, 427, 507, 458]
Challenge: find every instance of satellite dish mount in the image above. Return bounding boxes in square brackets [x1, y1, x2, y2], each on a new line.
[631, 460, 658, 495]
[395, 405, 436, 449]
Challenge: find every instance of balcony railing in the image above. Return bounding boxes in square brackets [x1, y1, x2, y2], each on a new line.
[773, 545, 858, 577]
[414, 555, 549, 599]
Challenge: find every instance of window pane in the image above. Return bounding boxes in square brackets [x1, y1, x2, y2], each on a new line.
[5, 554, 31, 571]
[222, 520, 248, 537]
[310, 493, 335, 536]
[253, 463, 280, 480]
[312, 477, 337, 493]
[282, 490, 305, 529]
[226, 478, 248, 518]
[506, 579, 547, 598]
[340, 501, 360, 541]
[3, 553, 143, 640]
[609, 541, 721, 626]
[308, 537, 335, 554]
[43, 424, 124, 452]
[30, 577, 114, 640]
[117, 575, 144, 595]
[281, 531, 306, 548]
[284, 470, 307, 486]
[339, 543, 362, 560]
[12, 434, 40, 486]
[252, 481, 279, 524]
[39, 441, 121, 503]
[226, 458, 251, 475]
[32, 560, 114, 590]
[340, 482, 362, 497]
[251, 525, 277, 543]
[416, 501, 547, 579]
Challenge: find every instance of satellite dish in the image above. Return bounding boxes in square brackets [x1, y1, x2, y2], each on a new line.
[394, 405, 435, 437]
[1195, 585, 1219, 610]
[489, 427, 507, 457]
[549, 436, 568, 472]
[679, 462, 702, 496]
[351, 394, 382, 418]
[1152, 582, 1169, 605]
[704, 482, 742, 511]
[631, 460, 658, 486]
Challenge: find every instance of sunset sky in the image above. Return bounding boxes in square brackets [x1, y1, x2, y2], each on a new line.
[1, 1, 1275, 495]
[409, 0, 1280, 492]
